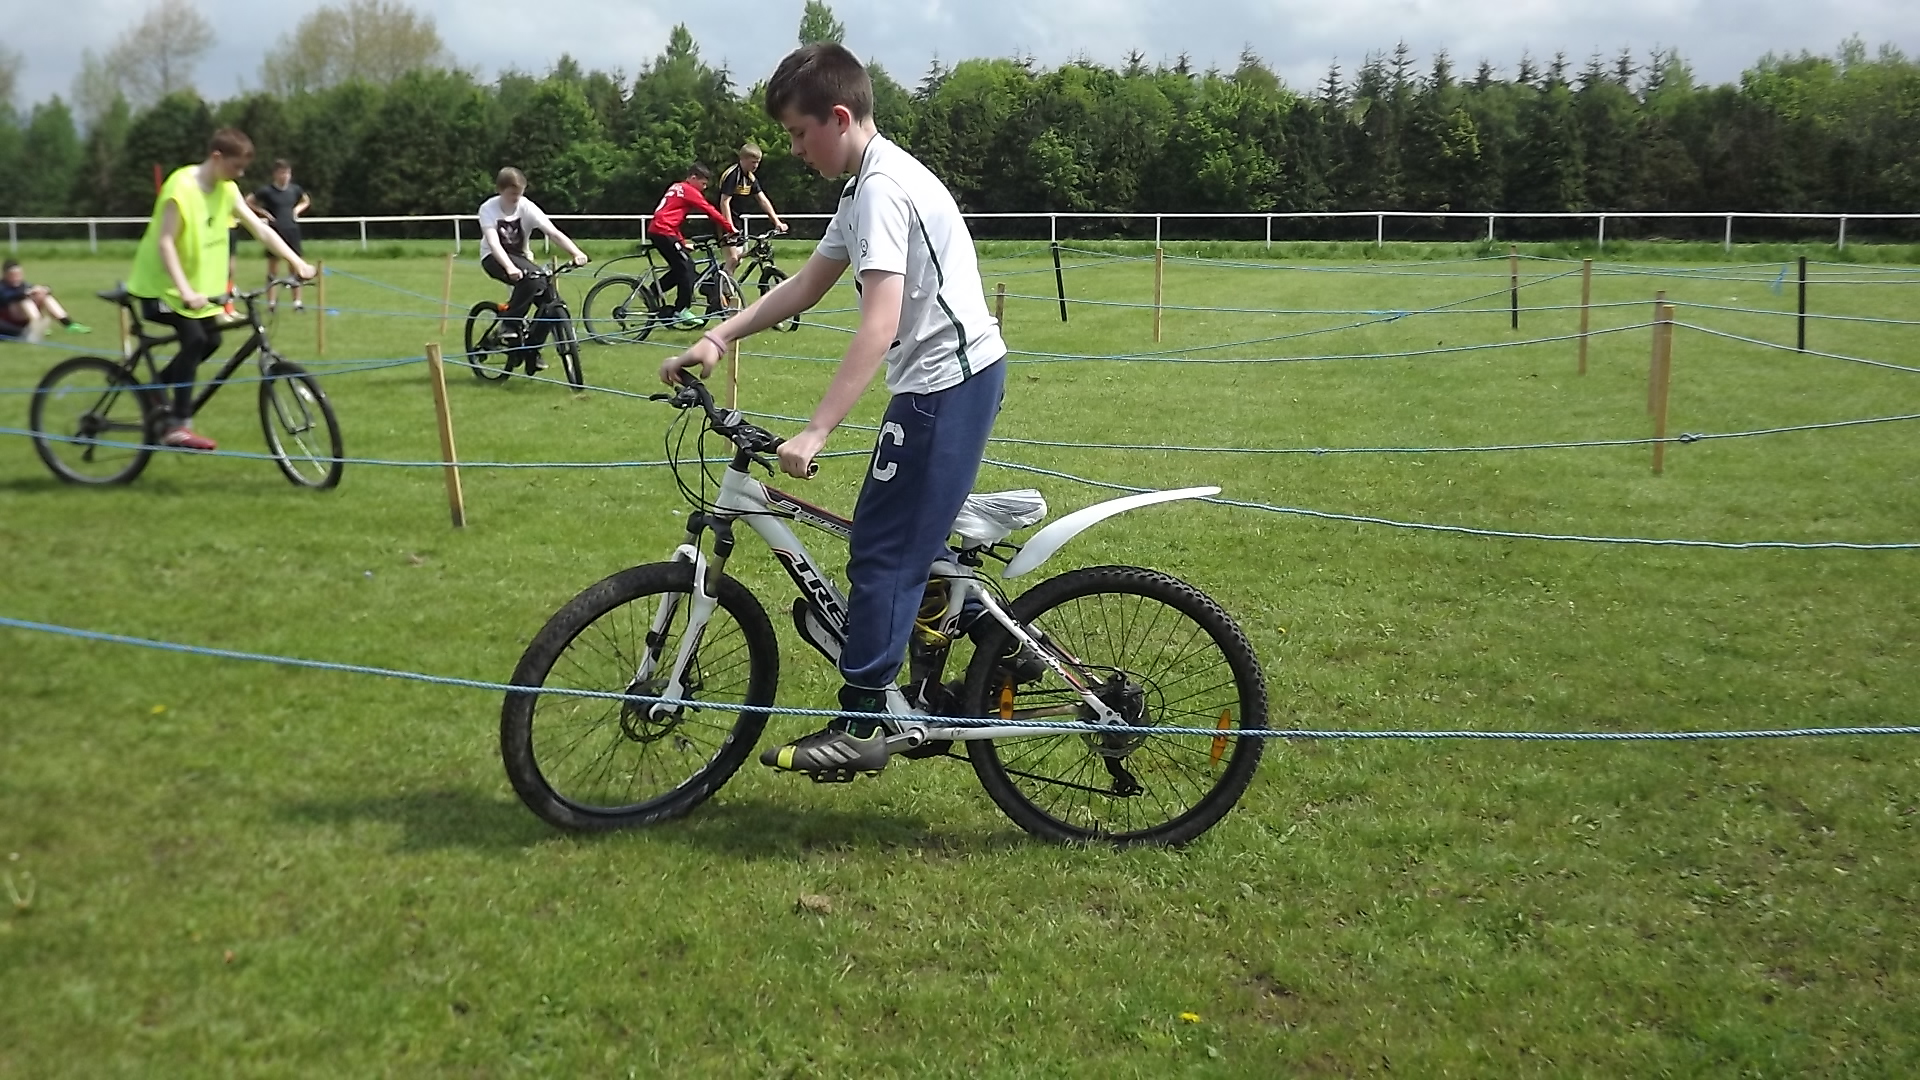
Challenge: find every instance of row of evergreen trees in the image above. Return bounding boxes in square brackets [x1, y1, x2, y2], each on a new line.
[1, 23, 1914, 242]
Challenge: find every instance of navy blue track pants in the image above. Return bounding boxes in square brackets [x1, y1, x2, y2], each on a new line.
[839, 361, 1007, 689]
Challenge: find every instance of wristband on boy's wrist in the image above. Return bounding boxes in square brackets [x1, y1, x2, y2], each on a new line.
[701, 331, 728, 353]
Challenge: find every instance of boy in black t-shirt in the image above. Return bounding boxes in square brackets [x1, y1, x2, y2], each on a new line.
[716, 143, 787, 273]
[246, 159, 311, 311]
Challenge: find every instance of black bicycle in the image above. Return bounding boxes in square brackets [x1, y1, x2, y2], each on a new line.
[582, 231, 797, 344]
[29, 282, 344, 489]
[463, 261, 585, 390]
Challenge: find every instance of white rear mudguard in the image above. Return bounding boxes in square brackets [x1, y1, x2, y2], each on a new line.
[1002, 486, 1221, 579]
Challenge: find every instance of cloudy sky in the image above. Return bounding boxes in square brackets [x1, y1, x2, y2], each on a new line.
[7, 0, 1916, 109]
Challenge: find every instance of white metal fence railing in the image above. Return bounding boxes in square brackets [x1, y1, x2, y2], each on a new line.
[6, 210, 1917, 255]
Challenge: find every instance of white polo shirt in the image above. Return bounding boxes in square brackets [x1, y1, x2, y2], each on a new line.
[816, 135, 1007, 395]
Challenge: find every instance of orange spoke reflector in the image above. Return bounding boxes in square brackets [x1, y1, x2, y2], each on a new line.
[1209, 709, 1234, 766]
[999, 680, 1016, 720]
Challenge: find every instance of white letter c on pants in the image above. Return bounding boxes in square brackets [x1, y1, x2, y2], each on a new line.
[870, 422, 905, 481]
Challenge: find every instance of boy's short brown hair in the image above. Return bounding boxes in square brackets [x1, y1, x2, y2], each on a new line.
[496, 167, 528, 191]
[765, 43, 874, 123]
[271, 158, 291, 171]
[686, 162, 712, 180]
[209, 128, 255, 159]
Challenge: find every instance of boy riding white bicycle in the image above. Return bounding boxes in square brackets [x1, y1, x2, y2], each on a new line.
[661, 43, 1008, 780]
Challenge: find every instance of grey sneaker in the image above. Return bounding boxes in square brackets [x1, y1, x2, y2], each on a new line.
[760, 726, 892, 781]
[760, 685, 893, 781]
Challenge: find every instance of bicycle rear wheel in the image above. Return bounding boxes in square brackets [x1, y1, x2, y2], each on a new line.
[960, 565, 1267, 847]
[583, 275, 660, 344]
[29, 356, 160, 485]
[501, 561, 779, 831]
[258, 359, 344, 489]
[463, 302, 514, 381]
[757, 267, 800, 332]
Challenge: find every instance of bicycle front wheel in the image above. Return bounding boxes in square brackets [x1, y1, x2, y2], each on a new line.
[552, 307, 584, 391]
[757, 266, 800, 332]
[582, 275, 657, 344]
[258, 360, 344, 489]
[29, 356, 160, 485]
[960, 565, 1267, 847]
[502, 561, 780, 831]
[463, 302, 514, 381]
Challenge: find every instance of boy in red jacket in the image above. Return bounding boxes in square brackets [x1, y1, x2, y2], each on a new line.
[647, 163, 736, 330]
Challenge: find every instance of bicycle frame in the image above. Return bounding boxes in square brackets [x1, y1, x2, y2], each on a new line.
[124, 301, 281, 415]
[638, 457, 1128, 747]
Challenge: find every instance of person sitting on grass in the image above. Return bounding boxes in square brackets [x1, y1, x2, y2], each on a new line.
[126, 128, 315, 451]
[0, 260, 91, 341]
[647, 163, 736, 331]
[477, 166, 590, 373]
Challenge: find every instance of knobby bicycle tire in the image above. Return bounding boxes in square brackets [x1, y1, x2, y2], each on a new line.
[502, 561, 780, 831]
[960, 565, 1267, 847]
[257, 360, 344, 489]
[29, 355, 162, 485]
[757, 266, 800, 332]
[463, 302, 514, 381]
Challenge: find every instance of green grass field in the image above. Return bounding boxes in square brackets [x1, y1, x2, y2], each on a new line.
[3, 243, 1918, 1077]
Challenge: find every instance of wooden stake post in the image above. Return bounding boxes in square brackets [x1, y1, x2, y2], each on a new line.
[1153, 247, 1165, 343]
[1577, 258, 1593, 375]
[1509, 245, 1520, 330]
[439, 253, 455, 337]
[1651, 303, 1675, 475]
[1648, 291, 1666, 415]
[727, 340, 740, 410]
[994, 282, 1006, 325]
[423, 343, 467, 528]
[315, 261, 327, 355]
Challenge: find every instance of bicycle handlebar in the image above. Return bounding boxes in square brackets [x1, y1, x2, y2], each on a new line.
[652, 372, 817, 478]
[222, 277, 309, 304]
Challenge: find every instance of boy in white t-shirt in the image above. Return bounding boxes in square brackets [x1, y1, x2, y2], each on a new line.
[478, 167, 588, 370]
[660, 43, 1009, 780]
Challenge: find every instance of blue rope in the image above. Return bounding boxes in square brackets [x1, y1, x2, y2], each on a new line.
[2, 615, 1914, 742]
[1672, 301, 1920, 327]
[1676, 322, 1920, 374]
[981, 458, 1920, 551]
[981, 412, 1920, 456]
[1002, 322, 1649, 365]
[0, 355, 427, 394]
[0, 426, 874, 469]
[322, 266, 457, 309]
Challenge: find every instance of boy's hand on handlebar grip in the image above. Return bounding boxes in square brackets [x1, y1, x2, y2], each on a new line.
[778, 427, 827, 480]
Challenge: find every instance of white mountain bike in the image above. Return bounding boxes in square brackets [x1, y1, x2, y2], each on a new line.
[500, 373, 1268, 846]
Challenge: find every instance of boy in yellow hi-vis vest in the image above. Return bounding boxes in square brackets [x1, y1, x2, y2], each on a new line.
[127, 128, 314, 450]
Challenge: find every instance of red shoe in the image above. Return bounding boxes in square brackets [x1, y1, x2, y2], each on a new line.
[161, 426, 218, 451]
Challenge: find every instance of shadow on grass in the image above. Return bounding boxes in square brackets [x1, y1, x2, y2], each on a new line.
[648, 793, 1025, 861]
[276, 787, 554, 854]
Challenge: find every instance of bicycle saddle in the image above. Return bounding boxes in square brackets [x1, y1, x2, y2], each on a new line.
[96, 283, 133, 306]
[953, 489, 1049, 546]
